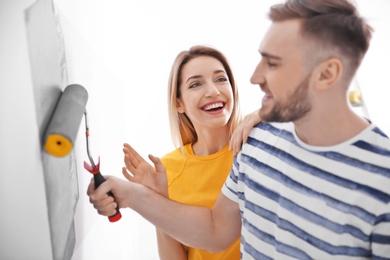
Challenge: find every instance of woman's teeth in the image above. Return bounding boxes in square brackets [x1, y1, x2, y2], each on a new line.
[203, 102, 223, 111]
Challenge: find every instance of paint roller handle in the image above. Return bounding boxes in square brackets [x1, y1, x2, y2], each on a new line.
[93, 171, 122, 222]
[84, 159, 122, 222]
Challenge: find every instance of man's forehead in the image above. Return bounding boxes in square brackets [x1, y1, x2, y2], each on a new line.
[259, 19, 303, 57]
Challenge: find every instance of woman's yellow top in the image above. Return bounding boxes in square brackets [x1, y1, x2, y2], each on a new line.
[161, 144, 240, 260]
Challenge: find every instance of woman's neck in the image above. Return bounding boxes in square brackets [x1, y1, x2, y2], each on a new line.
[192, 127, 230, 156]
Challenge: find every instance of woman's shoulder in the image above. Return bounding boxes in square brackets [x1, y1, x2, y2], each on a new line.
[161, 146, 186, 161]
[160, 145, 187, 172]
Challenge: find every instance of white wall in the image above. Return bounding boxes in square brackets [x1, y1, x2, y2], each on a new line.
[0, 0, 53, 259]
[354, 0, 390, 132]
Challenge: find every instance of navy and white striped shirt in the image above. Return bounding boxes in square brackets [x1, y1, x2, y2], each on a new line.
[222, 122, 390, 259]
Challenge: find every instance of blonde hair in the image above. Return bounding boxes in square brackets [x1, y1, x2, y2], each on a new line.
[167, 45, 242, 148]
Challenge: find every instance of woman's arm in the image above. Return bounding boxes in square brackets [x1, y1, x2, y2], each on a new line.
[122, 144, 187, 258]
[156, 228, 187, 260]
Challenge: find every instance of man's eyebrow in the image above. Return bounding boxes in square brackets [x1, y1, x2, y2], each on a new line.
[261, 52, 282, 60]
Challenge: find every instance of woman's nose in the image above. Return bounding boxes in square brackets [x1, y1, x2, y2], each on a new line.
[205, 83, 220, 97]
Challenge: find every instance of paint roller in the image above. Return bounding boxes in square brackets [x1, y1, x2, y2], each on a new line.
[43, 84, 122, 222]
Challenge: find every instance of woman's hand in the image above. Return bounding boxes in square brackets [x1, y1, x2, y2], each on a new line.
[122, 143, 169, 197]
[229, 109, 262, 155]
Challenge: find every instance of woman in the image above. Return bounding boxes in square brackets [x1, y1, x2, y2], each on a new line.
[122, 45, 260, 259]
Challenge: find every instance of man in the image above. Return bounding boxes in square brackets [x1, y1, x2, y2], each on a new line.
[88, 0, 390, 258]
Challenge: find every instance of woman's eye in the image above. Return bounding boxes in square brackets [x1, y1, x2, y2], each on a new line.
[189, 82, 201, 88]
[216, 77, 228, 82]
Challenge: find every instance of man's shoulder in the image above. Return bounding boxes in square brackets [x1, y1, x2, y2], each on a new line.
[251, 121, 294, 137]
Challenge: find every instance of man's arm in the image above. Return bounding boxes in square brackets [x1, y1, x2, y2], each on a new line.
[88, 177, 241, 252]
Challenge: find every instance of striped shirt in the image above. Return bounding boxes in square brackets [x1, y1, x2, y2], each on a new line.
[222, 122, 390, 259]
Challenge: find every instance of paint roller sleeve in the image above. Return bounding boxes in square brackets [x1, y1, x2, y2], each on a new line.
[44, 84, 88, 157]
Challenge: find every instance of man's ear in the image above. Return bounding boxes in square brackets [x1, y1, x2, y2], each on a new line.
[315, 58, 342, 91]
[176, 99, 185, 113]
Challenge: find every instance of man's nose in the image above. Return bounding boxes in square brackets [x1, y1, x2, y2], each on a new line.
[250, 63, 265, 85]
